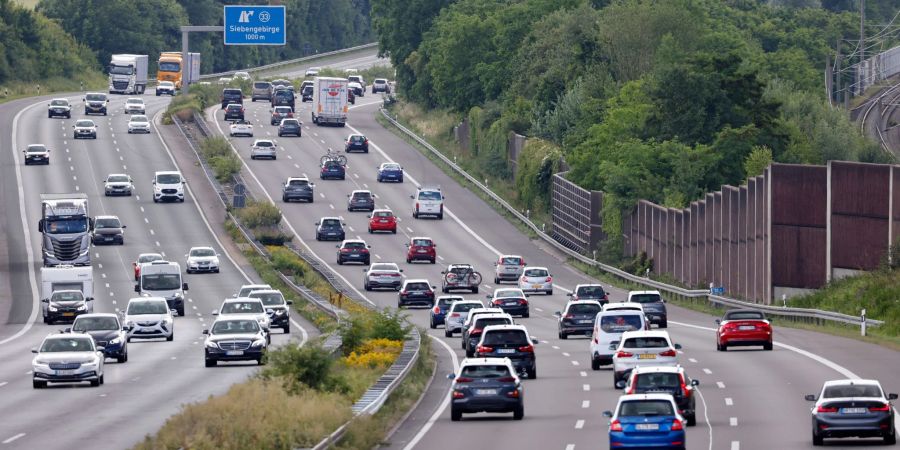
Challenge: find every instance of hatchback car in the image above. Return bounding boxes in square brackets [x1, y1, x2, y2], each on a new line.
[347, 190, 376, 212]
[406, 237, 436, 264]
[270, 106, 293, 125]
[336, 239, 371, 265]
[368, 209, 397, 233]
[23, 144, 50, 165]
[444, 300, 485, 337]
[73, 119, 97, 139]
[224, 103, 245, 120]
[48, 98, 71, 118]
[305, 67, 320, 77]
[555, 300, 603, 339]
[430, 295, 464, 329]
[203, 318, 268, 367]
[69, 313, 129, 363]
[185, 246, 220, 274]
[122, 297, 175, 342]
[282, 177, 315, 203]
[493, 255, 526, 284]
[806, 379, 897, 445]
[235, 284, 272, 298]
[461, 308, 505, 342]
[91, 215, 126, 245]
[32, 333, 105, 388]
[612, 330, 681, 386]
[104, 173, 134, 196]
[621, 366, 700, 426]
[398, 279, 436, 308]
[320, 160, 346, 180]
[372, 78, 391, 94]
[486, 288, 530, 318]
[301, 84, 314, 102]
[449, 358, 523, 421]
[278, 118, 302, 137]
[628, 290, 668, 328]
[570, 283, 609, 304]
[124, 97, 145, 114]
[348, 81, 365, 98]
[377, 162, 404, 182]
[133, 253, 163, 281]
[363, 262, 404, 291]
[247, 289, 293, 333]
[250, 139, 277, 160]
[604, 394, 687, 450]
[42, 289, 93, 324]
[716, 309, 773, 351]
[345, 134, 369, 153]
[475, 324, 538, 379]
[127, 114, 151, 134]
[518, 266, 553, 295]
[465, 313, 515, 357]
[315, 217, 346, 241]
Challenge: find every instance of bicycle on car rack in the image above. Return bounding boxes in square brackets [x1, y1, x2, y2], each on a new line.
[441, 264, 482, 293]
[320, 147, 348, 166]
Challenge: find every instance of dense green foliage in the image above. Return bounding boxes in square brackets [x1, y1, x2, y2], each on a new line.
[37, 0, 373, 74]
[0, 0, 101, 85]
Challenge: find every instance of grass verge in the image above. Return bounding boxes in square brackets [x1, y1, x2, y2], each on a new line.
[0, 74, 106, 106]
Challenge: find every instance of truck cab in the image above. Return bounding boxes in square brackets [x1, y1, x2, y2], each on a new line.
[108, 54, 148, 95]
[134, 261, 188, 316]
[38, 193, 92, 266]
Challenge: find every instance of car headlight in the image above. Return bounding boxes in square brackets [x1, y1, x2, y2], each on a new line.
[109, 337, 122, 345]
[48, 305, 58, 312]
[76, 304, 86, 311]
[205, 340, 219, 349]
[251, 339, 266, 348]
[274, 309, 285, 316]
[162, 316, 172, 324]
[175, 293, 183, 299]
[34, 358, 50, 366]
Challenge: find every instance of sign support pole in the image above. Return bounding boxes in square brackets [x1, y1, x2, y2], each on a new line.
[179, 26, 224, 96]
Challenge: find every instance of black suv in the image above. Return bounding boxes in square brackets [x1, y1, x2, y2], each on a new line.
[620, 366, 700, 426]
[247, 289, 293, 333]
[278, 118, 302, 137]
[315, 217, 345, 241]
[474, 325, 538, 379]
[450, 360, 524, 422]
[271, 88, 295, 110]
[320, 160, 346, 180]
[345, 134, 369, 153]
[347, 190, 375, 212]
[464, 314, 513, 357]
[628, 291, 668, 328]
[569, 284, 609, 305]
[301, 85, 313, 102]
[224, 104, 244, 121]
[555, 300, 602, 339]
[336, 240, 371, 265]
[282, 177, 315, 203]
[221, 88, 244, 109]
[91, 216, 126, 245]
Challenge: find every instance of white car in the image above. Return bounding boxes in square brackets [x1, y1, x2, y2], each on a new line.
[127, 114, 151, 134]
[218, 77, 232, 84]
[612, 330, 681, 386]
[251, 139, 277, 160]
[372, 78, 391, 94]
[48, 98, 71, 118]
[411, 185, 444, 219]
[32, 333, 105, 388]
[124, 97, 145, 114]
[305, 67, 320, 77]
[603, 302, 644, 313]
[73, 119, 97, 139]
[229, 119, 254, 137]
[156, 81, 175, 96]
[517, 266, 553, 295]
[235, 284, 271, 298]
[232, 71, 251, 81]
[104, 173, 134, 196]
[590, 310, 647, 370]
[23, 144, 51, 165]
[122, 297, 175, 342]
[213, 297, 271, 338]
[185, 246, 220, 274]
[443, 300, 485, 337]
[152, 170, 185, 203]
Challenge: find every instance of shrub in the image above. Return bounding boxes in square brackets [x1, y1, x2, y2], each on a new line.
[338, 315, 369, 356]
[369, 308, 411, 342]
[208, 154, 241, 182]
[255, 228, 292, 246]
[270, 247, 305, 276]
[201, 137, 232, 158]
[237, 201, 282, 229]
[263, 343, 341, 393]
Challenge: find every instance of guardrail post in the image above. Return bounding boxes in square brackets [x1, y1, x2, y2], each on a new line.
[861, 308, 867, 336]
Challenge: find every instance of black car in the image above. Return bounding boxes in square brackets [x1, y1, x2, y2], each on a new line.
[69, 313, 129, 363]
[315, 217, 346, 241]
[224, 103, 244, 121]
[271, 88, 295, 110]
[248, 289, 293, 333]
[204, 318, 268, 367]
[450, 360, 524, 421]
[398, 280, 436, 307]
[807, 380, 897, 446]
[282, 177, 315, 203]
[301, 85, 313, 102]
[221, 88, 244, 109]
[336, 240, 371, 265]
[278, 118, 302, 137]
[345, 134, 369, 153]
[464, 314, 514, 357]
[91, 216, 125, 245]
[474, 325, 538, 379]
[487, 289, 530, 318]
[555, 301, 603, 339]
[347, 190, 375, 212]
[620, 366, 700, 426]
[320, 161, 346, 180]
[628, 291, 668, 328]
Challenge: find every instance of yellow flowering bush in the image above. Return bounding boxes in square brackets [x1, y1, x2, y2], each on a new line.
[343, 338, 402, 369]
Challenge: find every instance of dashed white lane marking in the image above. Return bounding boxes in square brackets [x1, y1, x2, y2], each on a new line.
[725, 397, 733, 406]
[562, 352, 571, 357]
[565, 445, 575, 450]
[437, 255, 444, 261]
[105, 283, 110, 288]
[294, 163, 300, 169]
[406, 227, 413, 233]
[574, 420, 584, 429]
[98, 263, 103, 269]
[144, 218, 149, 223]
[540, 340, 549, 344]
[2, 433, 26, 444]
[25, 371, 31, 375]
[583, 384, 590, 391]
[170, 356, 177, 360]
[155, 241, 161, 247]
[0, 382, 7, 388]
[689, 358, 698, 363]
[535, 307, 544, 312]
[677, 350, 684, 354]
[552, 345, 560, 350]
[571, 360, 580, 366]
[580, 371, 587, 377]
[329, 204, 334, 210]
[582, 400, 590, 408]
[319, 193, 325, 198]
[101, 273, 106, 279]
[731, 442, 740, 450]
[717, 381, 726, 389]
[729, 417, 738, 426]
[348, 226, 355, 232]
[150, 229, 155, 235]
[702, 368, 712, 374]
[140, 206, 144, 212]
[375, 254, 382, 259]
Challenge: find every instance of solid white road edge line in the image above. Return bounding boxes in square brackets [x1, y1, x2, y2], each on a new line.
[696, 387, 714, 450]
[401, 336, 459, 450]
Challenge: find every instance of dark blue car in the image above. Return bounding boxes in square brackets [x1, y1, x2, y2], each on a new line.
[320, 161, 345, 180]
[430, 295, 463, 329]
[604, 394, 686, 450]
[69, 313, 129, 363]
[377, 162, 404, 183]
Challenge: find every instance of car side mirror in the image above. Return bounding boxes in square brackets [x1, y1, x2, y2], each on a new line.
[367, 214, 371, 218]
[122, 225, 127, 229]
[485, 295, 492, 299]
[531, 338, 539, 345]
[63, 327, 72, 333]
[41, 298, 49, 303]
[183, 283, 189, 291]
[409, 195, 414, 199]
[287, 300, 293, 305]
[134, 285, 140, 293]
[662, 299, 667, 303]
[615, 380, 626, 389]
[805, 394, 817, 401]
[122, 325, 131, 331]
[97, 346, 106, 352]
[525, 294, 531, 298]
[566, 293, 573, 297]
[431, 286, 436, 289]
[553, 311, 561, 317]
[602, 411, 613, 418]
[367, 245, 372, 249]
[715, 319, 721, 325]
[335, 245, 340, 248]
[399, 269, 403, 272]
[691, 379, 700, 386]
[202, 330, 209, 335]
[170, 309, 178, 316]
[446, 373, 456, 380]
[889, 393, 898, 400]
[674, 343, 682, 350]
[212, 310, 219, 316]
[315, 222, 320, 225]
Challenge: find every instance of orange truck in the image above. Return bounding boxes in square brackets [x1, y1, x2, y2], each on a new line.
[157, 52, 200, 89]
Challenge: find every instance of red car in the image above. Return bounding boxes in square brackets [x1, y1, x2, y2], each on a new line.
[406, 237, 436, 264]
[368, 209, 397, 234]
[133, 253, 163, 281]
[716, 309, 773, 351]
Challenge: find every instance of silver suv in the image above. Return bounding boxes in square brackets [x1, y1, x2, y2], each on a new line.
[493, 254, 526, 284]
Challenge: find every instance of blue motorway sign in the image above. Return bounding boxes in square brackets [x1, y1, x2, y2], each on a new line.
[224, 5, 286, 46]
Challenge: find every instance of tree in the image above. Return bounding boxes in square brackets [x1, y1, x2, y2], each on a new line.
[744, 145, 773, 179]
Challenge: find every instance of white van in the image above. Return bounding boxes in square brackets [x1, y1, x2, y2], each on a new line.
[135, 261, 188, 316]
[590, 310, 647, 370]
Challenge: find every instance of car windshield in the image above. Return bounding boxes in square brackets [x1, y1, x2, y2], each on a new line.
[500, 257, 522, 265]
[159, 62, 180, 72]
[370, 264, 398, 272]
[73, 316, 119, 332]
[353, 192, 372, 200]
[406, 282, 430, 291]
[823, 384, 883, 398]
[622, 337, 670, 349]
[381, 164, 401, 171]
[226, 104, 242, 110]
[619, 400, 675, 417]
[27, 145, 47, 152]
[191, 248, 215, 257]
[321, 219, 341, 228]
[51, 100, 68, 106]
[222, 302, 264, 314]
[85, 94, 105, 101]
[250, 292, 284, 306]
[157, 174, 181, 184]
[94, 218, 121, 229]
[725, 311, 765, 321]
[138, 254, 162, 263]
[51, 291, 83, 302]
[126, 99, 142, 104]
[482, 330, 528, 346]
[224, 90, 241, 96]
[437, 297, 461, 307]
[350, 135, 365, 142]
[289, 179, 308, 186]
[255, 141, 274, 147]
[634, 373, 681, 389]
[568, 304, 601, 315]
[40, 337, 93, 352]
[343, 242, 367, 249]
[238, 286, 269, 297]
[275, 91, 293, 99]
[452, 303, 479, 313]
[577, 286, 605, 297]
[127, 301, 168, 315]
[141, 274, 181, 290]
[212, 319, 260, 334]
[418, 191, 441, 200]
[599, 315, 643, 332]
[412, 239, 432, 247]
[275, 108, 291, 114]
[474, 317, 511, 328]
[75, 120, 94, 127]
[107, 175, 129, 183]
[631, 294, 662, 303]
[324, 161, 343, 169]
[44, 218, 89, 234]
[375, 79, 387, 84]
[460, 364, 512, 379]
[130, 116, 148, 122]
[282, 119, 299, 126]
[254, 82, 270, 88]
[159, 81, 174, 88]
[373, 211, 393, 218]
[494, 289, 521, 299]
[524, 268, 548, 277]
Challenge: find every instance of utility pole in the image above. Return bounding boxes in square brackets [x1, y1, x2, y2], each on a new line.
[859, 0, 866, 95]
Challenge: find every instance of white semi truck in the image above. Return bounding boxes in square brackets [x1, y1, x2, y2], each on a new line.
[108, 54, 149, 95]
[311, 77, 349, 126]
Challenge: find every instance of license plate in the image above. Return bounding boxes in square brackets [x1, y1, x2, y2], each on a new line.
[638, 354, 656, 359]
[841, 407, 867, 414]
[226, 350, 244, 356]
[579, 319, 593, 324]
[350, 254, 359, 257]
[635, 423, 659, 430]
[417, 250, 426, 253]
[55, 369, 75, 376]
[738, 325, 755, 330]
[496, 348, 515, 354]
[62, 312, 75, 317]
[104, 237, 113, 241]
[380, 220, 388, 223]
[532, 284, 542, 289]
[475, 389, 497, 396]
[505, 301, 518, 306]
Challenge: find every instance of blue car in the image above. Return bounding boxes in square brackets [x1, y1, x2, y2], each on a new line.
[604, 393, 686, 449]
[320, 161, 345, 180]
[377, 162, 403, 183]
[430, 295, 463, 329]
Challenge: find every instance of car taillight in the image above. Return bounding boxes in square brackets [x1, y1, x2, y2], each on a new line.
[564, 314, 574, 319]
[507, 390, 520, 398]
[659, 349, 677, 357]
[869, 403, 891, 412]
[455, 377, 473, 383]
[521, 276, 527, 282]
[471, 328, 483, 336]
[626, 383, 635, 394]
[433, 306, 441, 314]
[497, 377, 516, 382]
[520, 261, 526, 266]
[604, 294, 609, 301]
[415, 202, 420, 209]
[400, 290, 407, 295]
[817, 405, 838, 413]
[546, 276, 552, 282]
[680, 375, 690, 398]
[670, 418, 684, 431]
[519, 299, 528, 305]
[361, 248, 369, 254]
[476, 345, 493, 353]
[610, 419, 622, 431]
[452, 391, 465, 399]
[450, 313, 460, 318]
[616, 351, 633, 358]
[518, 345, 534, 353]
[341, 248, 351, 253]
[592, 333, 598, 344]
[492, 299, 504, 305]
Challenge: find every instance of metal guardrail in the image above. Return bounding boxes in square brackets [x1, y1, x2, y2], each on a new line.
[378, 109, 885, 331]
[199, 42, 378, 80]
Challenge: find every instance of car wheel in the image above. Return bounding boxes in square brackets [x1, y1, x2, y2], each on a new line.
[527, 367, 536, 379]
[591, 357, 601, 371]
[445, 329, 452, 338]
[167, 333, 174, 341]
[126, 337, 132, 343]
[720, 342, 727, 351]
[337, 259, 343, 265]
[686, 412, 697, 427]
[513, 404, 524, 420]
[429, 318, 436, 329]
[465, 347, 474, 358]
[812, 429, 823, 446]
[364, 282, 371, 291]
[472, 287, 479, 294]
[205, 359, 217, 367]
[33, 379, 46, 389]
[441, 286, 448, 294]
[117, 352, 127, 363]
[885, 430, 896, 445]
[437, 213, 443, 220]
[494, 277, 500, 284]
[186, 269, 193, 274]
[659, 320, 668, 329]
[559, 331, 567, 340]
[763, 341, 773, 351]
[406, 258, 411, 264]
[368, 228, 373, 234]
[451, 407, 462, 422]
[413, 211, 418, 219]
[99, 374, 105, 385]
[547, 289, 553, 296]
[90, 379, 100, 387]
[257, 357, 266, 366]
[522, 311, 530, 318]
[430, 258, 436, 264]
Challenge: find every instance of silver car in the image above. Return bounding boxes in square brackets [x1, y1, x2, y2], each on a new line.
[251, 139, 277, 160]
[494, 254, 526, 284]
[444, 300, 487, 337]
[364, 263, 404, 291]
[32, 333, 105, 388]
[518, 266, 553, 295]
[122, 297, 175, 342]
[124, 97, 145, 114]
[127, 115, 151, 134]
[104, 173, 134, 196]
